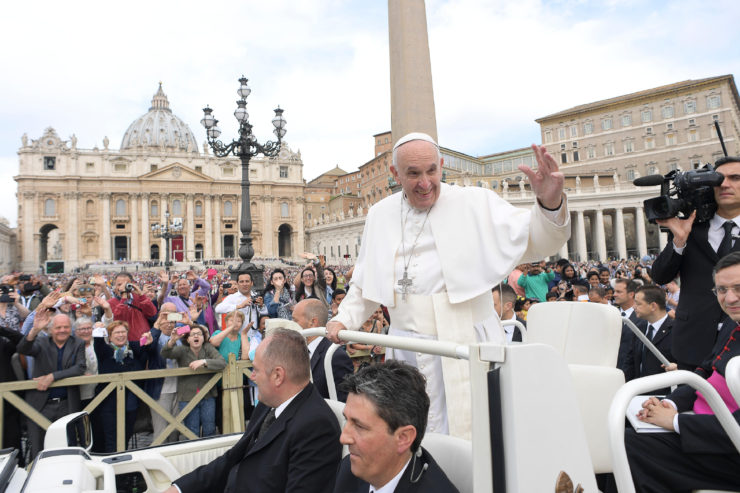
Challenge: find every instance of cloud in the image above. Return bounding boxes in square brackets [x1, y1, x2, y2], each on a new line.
[0, 0, 738, 229]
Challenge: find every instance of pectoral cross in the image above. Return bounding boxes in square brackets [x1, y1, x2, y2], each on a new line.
[397, 269, 413, 302]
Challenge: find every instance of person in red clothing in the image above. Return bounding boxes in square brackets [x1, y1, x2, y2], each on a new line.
[108, 272, 157, 341]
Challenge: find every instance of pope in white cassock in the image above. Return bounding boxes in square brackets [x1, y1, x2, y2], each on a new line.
[327, 133, 570, 439]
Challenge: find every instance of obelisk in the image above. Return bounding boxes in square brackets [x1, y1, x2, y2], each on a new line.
[388, 0, 438, 145]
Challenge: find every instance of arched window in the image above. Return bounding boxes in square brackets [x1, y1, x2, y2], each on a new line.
[150, 201, 159, 217]
[281, 202, 289, 218]
[115, 199, 126, 216]
[224, 201, 233, 216]
[173, 199, 182, 216]
[85, 200, 94, 216]
[195, 201, 203, 217]
[44, 199, 55, 216]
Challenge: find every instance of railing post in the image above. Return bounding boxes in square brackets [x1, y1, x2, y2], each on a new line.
[222, 355, 234, 434]
[116, 377, 126, 452]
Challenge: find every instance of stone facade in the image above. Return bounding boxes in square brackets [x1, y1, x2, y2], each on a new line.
[0, 218, 17, 272]
[15, 85, 306, 271]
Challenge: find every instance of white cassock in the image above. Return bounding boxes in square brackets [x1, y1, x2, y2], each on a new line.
[333, 182, 569, 439]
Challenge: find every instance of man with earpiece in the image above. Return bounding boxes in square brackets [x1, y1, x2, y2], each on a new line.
[333, 361, 459, 493]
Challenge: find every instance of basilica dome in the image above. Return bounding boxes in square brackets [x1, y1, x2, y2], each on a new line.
[120, 83, 199, 152]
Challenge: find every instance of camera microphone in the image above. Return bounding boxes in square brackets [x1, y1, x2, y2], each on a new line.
[633, 175, 665, 187]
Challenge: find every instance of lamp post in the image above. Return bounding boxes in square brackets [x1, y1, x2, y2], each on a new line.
[151, 208, 183, 271]
[201, 76, 286, 290]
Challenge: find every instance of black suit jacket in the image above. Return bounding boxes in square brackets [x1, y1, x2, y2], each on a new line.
[651, 220, 740, 366]
[333, 447, 459, 493]
[624, 317, 674, 394]
[16, 334, 86, 412]
[617, 309, 644, 374]
[311, 337, 354, 402]
[174, 383, 341, 493]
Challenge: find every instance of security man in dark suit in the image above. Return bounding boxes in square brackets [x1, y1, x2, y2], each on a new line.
[623, 285, 675, 394]
[613, 279, 645, 373]
[492, 284, 524, 343]
[625, 252, 740, 493]
[164, 327, 342, 493]
[16, 310, 86, 458]
[652, 156, 740, 369]
[293, 298, 354, 401]
[334, 360, 458, 492]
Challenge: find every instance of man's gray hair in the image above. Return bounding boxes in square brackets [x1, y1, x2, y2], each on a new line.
[391, 132, 441, 168]
[262, 327, 311, 384]
[74, 316, 93, 329]
[339, 360, 429, 452]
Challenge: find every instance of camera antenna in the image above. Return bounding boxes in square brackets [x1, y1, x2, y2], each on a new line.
[715, 120, 728, 157]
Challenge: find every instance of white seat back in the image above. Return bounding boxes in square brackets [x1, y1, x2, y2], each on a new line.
[569, 364, 625, 473]
[497, 343, 597, 492]
[324, 399, 349, 458]
[526, 301, 622, 366]
[421, 433, 473, 493]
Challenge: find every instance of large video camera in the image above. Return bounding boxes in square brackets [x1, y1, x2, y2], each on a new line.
[634, 165, 723, 223]
[635, 120, 729, 224]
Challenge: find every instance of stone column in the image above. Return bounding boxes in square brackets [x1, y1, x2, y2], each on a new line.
[295, 197, 305, 260]
[130, 193, 139, 261]
[575, 210, 588, 262]
[204, 194, 213, 259]
[22, 192, 36, 270]
[160, 194, 168, 258]
[64, 192, 79, 267]
[262, 196, 274, 256]
[388, 0, 437, 144]
[141, 193, 150, 261]
[635, 206, 648, 258]
[594, 209, 607, 261]
[213, 196, 222, 258]
[614, 208, 628, 260]
[99, 193, 111, 260]
[186, 194, 195, 261]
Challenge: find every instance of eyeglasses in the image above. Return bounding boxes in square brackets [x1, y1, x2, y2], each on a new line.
[302, 273, 315, 279]
[711, 285, 740, 297]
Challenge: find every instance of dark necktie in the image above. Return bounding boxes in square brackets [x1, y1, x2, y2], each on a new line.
[642, 324, 656, 365]
[717, 221, 735, 258]
[256, 408, 276, 440]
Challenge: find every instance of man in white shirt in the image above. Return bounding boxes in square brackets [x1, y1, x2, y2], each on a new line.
[333, 361, 458, 493]
[327, 132, 569, 438]
[214, 272, 267, 331]
[491, 284, 523, 343]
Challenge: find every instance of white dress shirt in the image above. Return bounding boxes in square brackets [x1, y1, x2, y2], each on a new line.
[369, 458, 411, 493]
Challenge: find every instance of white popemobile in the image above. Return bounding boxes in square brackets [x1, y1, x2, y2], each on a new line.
[3, 302, 740, 493]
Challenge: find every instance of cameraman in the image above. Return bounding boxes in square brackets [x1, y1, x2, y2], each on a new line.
[108, 272, 157, 342]
[652, 156, 740, 370]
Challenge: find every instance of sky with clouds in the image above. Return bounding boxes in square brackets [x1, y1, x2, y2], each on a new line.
[1, 0, 739, 227]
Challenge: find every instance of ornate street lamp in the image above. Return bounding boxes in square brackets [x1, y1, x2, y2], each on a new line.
[151, 207, 183, 271]
[201, 76, 286, 290]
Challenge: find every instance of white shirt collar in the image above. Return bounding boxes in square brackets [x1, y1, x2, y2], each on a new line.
[274, 388, 301, 419]
[648, 313, 669, 332]
[710, 213, 740, 232]
[369, 457, 411, 493]
[307, 335, 323, 358]
[620, 306, 634, 318]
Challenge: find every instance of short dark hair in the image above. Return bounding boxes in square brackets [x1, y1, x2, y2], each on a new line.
[262, 328, 310, 384]
[556, 258, 571, 268]
[587, 270, 600, 279]
[492, 283, 516, 306]
[115, 272, 133, 282]
[332, 288, 346, 301]
[339, 361, 429, 452]
[181, 324, 210, 346]
[237, 272, 253, 283]
[636, 285, 666, 311]
[614, 278, 639, 293]
[714, 156, 740, 168]
[713, 252, 740, 280]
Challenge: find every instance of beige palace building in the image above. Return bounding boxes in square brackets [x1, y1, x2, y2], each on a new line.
[15, 84, 306, 271]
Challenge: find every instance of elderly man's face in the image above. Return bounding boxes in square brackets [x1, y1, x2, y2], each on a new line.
[341, 393, 410, 488]
[250, 340, 278, 407]
[49, 315, 72, 346]
[391, 140, 443, 210]
[176, 279, 190, 297]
